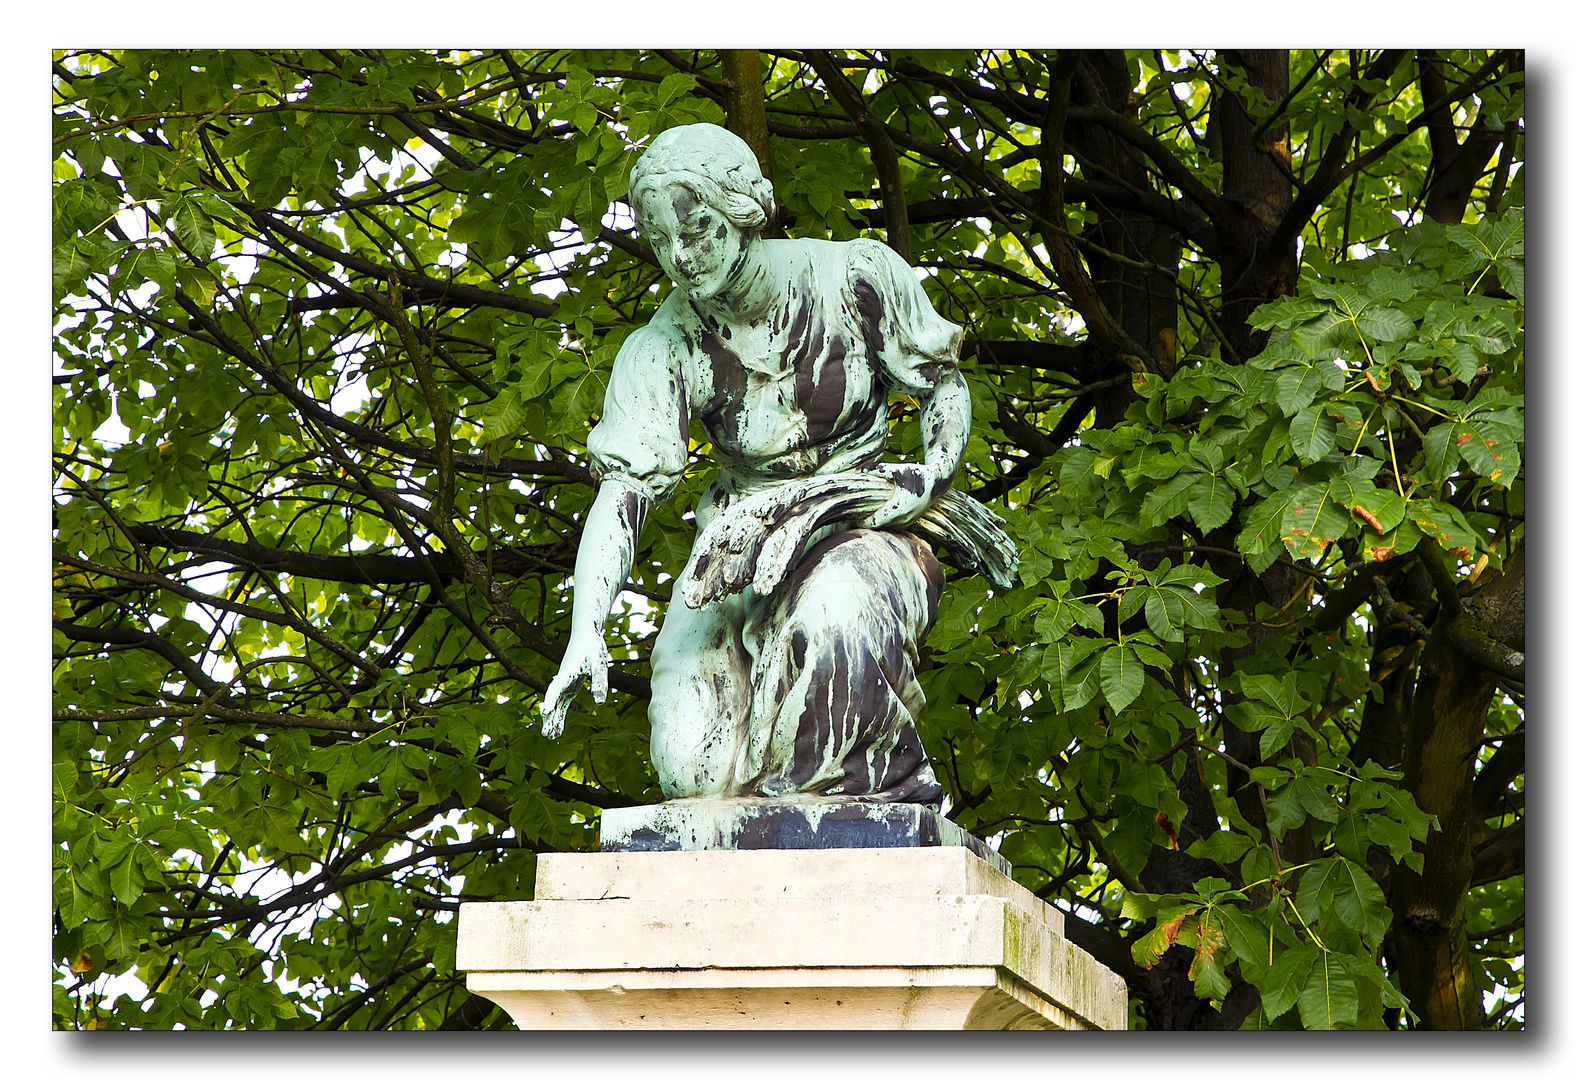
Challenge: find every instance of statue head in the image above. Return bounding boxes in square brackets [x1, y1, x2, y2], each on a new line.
[627, 124, 776, 302]
[628, 122, 776, 234]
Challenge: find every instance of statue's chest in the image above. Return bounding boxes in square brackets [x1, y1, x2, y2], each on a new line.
[689, 292, 874, 455]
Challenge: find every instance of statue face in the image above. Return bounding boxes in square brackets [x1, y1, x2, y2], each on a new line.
[636, 183, 747, 302]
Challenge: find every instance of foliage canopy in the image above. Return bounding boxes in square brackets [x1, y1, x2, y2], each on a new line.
[52, 47, 1523, 1030]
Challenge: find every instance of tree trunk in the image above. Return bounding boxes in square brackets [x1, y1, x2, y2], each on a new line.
[1213, 49, 1295, 363]
[1390, 546, 1523, 1028]
[719, 50, 774, 183]
[1420, 50, 1519, 224]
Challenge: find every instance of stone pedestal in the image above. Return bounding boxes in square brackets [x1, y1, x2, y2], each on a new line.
[600, 795, 1012, 874]
[457, 839, 1127, 1029]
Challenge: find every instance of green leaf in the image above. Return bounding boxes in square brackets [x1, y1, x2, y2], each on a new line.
[1331, 480, 1407, 535]
[1437, 340, 1481, 384]
[1105, 814, 1155, 877]
[1456, 421, 1521, 487]
[551, 361, 609, 430]
[1261, 942, 1320, 1021]
[230, 798, 297, 849]
[1355, 306, 1414, 343]
[53, 760, 78, 804]
[1327, 858, 1390, 948]
[1281, 483, 1348, 560]
[1331, 810, 1371, 862]
[1497, 255, 1525, 302]
[1239, 671, 1291, 712]
[1058, 447, 1102, 492]
[1420, 422, 1461, 486]
[1170, 585, 1221, 629]
[1048, 639, 1104, 712]
[1275, 362, 1343, 415]
[1186, 830, 1255, 864]
[1035, 594, 1103, 640]
[1298, 951, 1360, 1029]
[477, 384, 528, 445]
[1408, 499, 1479, 557]
[1143, 587, 1186, 642]
[167, 195, 218, 259]
[1139, 472, 1196, 527]
[1187, 473, 1235, 533]
[1188, 907, 1233, 1001]
[1100, 645, 1146, 714]
[1288, 406, 1338, 463]
[1217, 906, 1271, 987]
[657, 72, 697, 107]
[110, 848, 145, 909]
[1238, 488, 1296, 558]
[1266, 773, 1340, 834]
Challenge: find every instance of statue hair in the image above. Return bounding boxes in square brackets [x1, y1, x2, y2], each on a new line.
[628, 123, 776, 231]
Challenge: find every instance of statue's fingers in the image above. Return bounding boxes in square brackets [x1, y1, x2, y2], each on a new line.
[540, 673, 564, 719]
[761, 511, 816, 592]
[744, 525, 770, 578]
[753, 530, 790, 596]
[539, 676, 572, 739]
[724, 549, 751, 595]
[725, 515, 754, 554]
[540, 703, 565, 740]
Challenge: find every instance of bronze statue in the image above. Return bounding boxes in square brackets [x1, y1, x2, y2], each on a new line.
[541, 123, 1015, 805]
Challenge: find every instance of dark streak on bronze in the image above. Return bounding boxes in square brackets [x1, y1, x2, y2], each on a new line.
[619, 488, 647, 540]
[699, 328, 746, 450]
[804, 336, 846, 445]
[672, 370, 690, 451]
[853, 277, 886, 355]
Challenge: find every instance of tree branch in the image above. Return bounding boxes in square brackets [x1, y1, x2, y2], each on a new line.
[1471, 821, 1524, 886]
[169, 290, 592, 484]
[54, 704, 381, 735]
[1473, 726, 1524, 820]
[52, 620, 232, 701]
[806, 51, 911, 262]
[242, 202, 559, 319]
[55, 553, 381, 678]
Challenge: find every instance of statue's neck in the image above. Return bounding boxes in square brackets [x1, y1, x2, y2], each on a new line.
[690, 238, 779, 324]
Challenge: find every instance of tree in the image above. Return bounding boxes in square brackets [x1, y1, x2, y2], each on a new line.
[52, 48, 1523, 1030]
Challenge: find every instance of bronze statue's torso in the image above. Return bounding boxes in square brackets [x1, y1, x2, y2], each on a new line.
[656, 238, 891, 482]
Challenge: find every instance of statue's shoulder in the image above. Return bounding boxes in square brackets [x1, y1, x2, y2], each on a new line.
[765, 235, 894, 293]
[619, 298, 689, 356]
[763, 234, 864, 260]
[842, 235, 909, 275]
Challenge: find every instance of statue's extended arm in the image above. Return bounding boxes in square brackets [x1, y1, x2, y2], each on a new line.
[863, 366, 972, 529]
[539, 474, 653, 738]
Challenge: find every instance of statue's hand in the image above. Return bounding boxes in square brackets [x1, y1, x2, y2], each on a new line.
[539, 629, 611, 739]
[862, 462, 947, 529]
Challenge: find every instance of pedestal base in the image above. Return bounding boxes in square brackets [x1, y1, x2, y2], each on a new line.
[600, 795, 1011, 875]
[457, 846, 1127, 1030]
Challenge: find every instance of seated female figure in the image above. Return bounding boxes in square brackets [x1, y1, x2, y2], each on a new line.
[541, 123, 1013, 806]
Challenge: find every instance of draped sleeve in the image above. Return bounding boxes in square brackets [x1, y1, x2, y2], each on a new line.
[586, 323, 689, 504]
[844, 237, 963, 394]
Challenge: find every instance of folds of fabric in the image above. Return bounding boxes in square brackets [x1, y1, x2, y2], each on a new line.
[649, 528, 944, 806]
